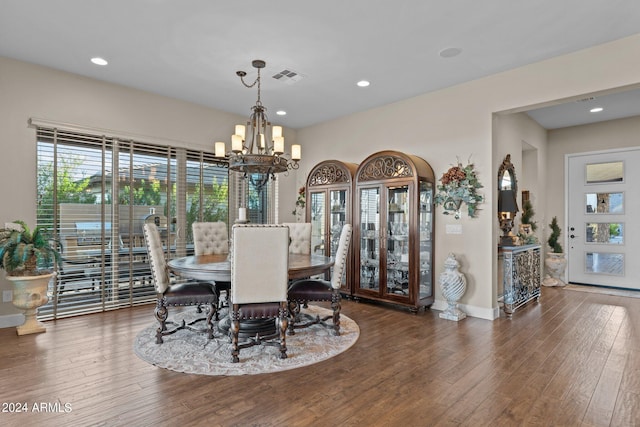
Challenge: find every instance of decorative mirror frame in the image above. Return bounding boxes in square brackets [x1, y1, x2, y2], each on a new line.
[497, 154, 519, 246]
[497, 154, 517, 194]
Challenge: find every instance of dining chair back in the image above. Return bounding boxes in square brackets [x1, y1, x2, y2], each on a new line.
[192, 221, 231, 311]
[143, 223, 218, 344]
[192, 221, 229, 255]
[287, 223, 352, 336]
[229, 224, 289, 362]
[283, 222, 311, 255]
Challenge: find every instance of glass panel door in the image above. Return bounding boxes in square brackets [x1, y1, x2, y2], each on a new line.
[309, 190, 326, 255]
[329, 189, 347, 257]
[359, 187, 380, 292]
[419, 181, 433, 299]
[385, 186, 409, 297]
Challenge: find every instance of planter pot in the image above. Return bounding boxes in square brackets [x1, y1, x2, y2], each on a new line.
[543, 252, 566, 287]
[6, 272, 55, 335]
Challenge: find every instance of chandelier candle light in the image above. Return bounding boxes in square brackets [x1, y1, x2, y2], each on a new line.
[214, 59, 301, 180]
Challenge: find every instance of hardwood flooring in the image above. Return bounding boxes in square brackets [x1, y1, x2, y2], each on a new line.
[1, 287, 639, 426]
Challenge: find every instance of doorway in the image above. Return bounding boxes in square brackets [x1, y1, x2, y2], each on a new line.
[567, 147, 640, 289]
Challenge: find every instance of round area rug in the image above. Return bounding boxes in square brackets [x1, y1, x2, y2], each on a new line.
[133, 305, 359, 376]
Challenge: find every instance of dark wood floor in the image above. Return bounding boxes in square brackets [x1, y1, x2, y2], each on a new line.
[1, 287, 639, 427]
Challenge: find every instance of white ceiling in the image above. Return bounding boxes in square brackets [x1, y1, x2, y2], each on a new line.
[2, 1, 640, 129]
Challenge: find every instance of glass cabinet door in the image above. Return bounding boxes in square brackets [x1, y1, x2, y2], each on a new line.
[418, 181, 433, 299]
[385, 185, 410, 297]
[309, 191, 326, 256]
[329, 189, 347, 257]
[359, 187, 380, 292]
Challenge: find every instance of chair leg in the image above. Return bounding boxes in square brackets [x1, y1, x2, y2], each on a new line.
[230, 309, 240, 363]
[278, 303, 288, 360]
[287, 300, 300, 335]
[154, 299, 168, 344]
[206, 302, 216, 339]
[331, 290, 341, 336]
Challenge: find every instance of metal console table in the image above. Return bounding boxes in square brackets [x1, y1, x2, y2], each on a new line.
[499, 244, 541, 318]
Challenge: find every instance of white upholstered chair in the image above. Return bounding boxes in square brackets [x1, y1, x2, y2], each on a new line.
[287, 223, 352, 336]
[229, 224, 289, 363]
[283, 222, 311, 255]
[144, 223, 218, 344]
[192, 221, 229, 255]
[192, 221, 230, 309]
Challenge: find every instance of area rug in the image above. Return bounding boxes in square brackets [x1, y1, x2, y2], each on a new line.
[133, 305, 359, 376]
[564, 284, 640, 299]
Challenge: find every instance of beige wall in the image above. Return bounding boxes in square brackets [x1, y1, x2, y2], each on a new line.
[0, 56, 301, 324]
[2, 33, 640, 324]
[546, 115, 640, 234]
[297, 33, 640, 319]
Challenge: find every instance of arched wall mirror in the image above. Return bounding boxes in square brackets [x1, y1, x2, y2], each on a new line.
[498, 154, 519, 246]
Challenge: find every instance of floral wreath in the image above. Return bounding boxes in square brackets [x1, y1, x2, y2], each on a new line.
[434, 158, 483, 218]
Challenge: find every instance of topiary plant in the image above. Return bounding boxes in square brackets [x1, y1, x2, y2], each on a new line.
[547, 216, 563, 253]
[521, 199, 537, 232]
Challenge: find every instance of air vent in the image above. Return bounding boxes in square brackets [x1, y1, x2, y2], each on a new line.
[576, 96, 595, 102]
[272, 68, 303, 85]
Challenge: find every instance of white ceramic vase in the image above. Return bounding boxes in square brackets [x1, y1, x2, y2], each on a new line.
[439, 253, 467, 321]
[543, 252, 566, 287]
[6, 272, 55, 335]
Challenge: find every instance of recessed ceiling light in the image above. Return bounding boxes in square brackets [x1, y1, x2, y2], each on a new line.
[590, 107, 604, 113]
[439, 47, 462, 58]
[276, 110, 287, 116]
[357, 80, 370, 87]
[91, 57, 108, 66]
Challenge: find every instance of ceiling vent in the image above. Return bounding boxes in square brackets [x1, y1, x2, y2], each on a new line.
[576, 96, 595, 102]
[272, 68, 304, 85]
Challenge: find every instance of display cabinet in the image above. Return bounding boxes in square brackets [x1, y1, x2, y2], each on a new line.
[354, 150, 435, 311]
[306, 160, 358, 294]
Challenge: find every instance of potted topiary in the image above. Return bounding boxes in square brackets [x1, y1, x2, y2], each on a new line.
[518, 199, 539, 244]
[0, 220, 60, 335]
[543, 216, 566, 287]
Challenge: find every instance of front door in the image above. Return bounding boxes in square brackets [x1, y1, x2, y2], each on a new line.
[567, 148, 640, 289]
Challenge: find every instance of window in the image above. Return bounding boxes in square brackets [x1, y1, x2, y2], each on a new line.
[35, 126, 229, 319]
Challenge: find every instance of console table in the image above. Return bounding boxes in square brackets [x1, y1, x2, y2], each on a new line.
[499, 244, 541, 318]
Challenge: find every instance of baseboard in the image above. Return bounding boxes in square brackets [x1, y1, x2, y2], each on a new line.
[0, 313, 24, 328]
[432, 299, 499, 321]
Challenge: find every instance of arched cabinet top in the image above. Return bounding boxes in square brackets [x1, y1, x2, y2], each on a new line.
[356, 150, 434, 183]
[306, 160, 358, 187]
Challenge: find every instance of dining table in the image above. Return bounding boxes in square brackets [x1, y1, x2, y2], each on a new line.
[167, 253, 334, 283]
[168, 253, 335, 337]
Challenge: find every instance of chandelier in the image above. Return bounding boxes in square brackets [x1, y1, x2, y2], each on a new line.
[214, 59, 301, 180]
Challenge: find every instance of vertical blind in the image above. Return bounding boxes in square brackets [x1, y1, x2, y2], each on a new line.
[35, 126, 230, 320]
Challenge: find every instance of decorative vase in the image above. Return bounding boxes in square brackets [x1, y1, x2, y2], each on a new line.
[439, 253, 467, 321]
[6, 272, 55, 335]
[542, 252, 566, 287]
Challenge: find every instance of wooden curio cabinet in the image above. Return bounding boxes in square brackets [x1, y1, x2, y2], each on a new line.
[354, 150, 435, 311]
[306, 160, 358, 294]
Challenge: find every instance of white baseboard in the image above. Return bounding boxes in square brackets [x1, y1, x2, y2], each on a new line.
[432, 299, 500, 321]
[0, 313, 24, 328]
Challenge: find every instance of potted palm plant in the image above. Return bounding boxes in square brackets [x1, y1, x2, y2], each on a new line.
[543, 216, 566, 287]
[0, 220, 60, 334]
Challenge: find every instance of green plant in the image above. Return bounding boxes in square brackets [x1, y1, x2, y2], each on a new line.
[0, 220, 60, 276]
[434, 160, 483, 218]
[547, 216, 563, 253]
[292, 186, 306, 216]
[520, 199, 537, 232]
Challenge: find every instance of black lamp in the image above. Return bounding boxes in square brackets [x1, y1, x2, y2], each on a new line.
[498, 189, 519, 246]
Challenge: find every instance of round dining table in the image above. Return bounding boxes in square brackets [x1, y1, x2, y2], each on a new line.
[168, 253, 334, 283]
